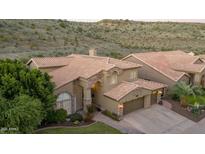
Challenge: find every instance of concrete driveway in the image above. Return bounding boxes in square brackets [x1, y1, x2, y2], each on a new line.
[94, 104, 205, 134]
[123, 104, 196, 133]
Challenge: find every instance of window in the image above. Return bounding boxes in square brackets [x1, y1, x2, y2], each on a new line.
[110, 72, 118, 85]
[56, 92, 72, 114]
[130, 71, 137, 80]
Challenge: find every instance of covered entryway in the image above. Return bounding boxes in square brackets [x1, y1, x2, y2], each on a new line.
[123, 97, 144, 115]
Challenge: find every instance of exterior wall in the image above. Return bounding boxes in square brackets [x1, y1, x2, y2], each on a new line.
[73, 84, 83, 111]
[123, 56, 176, 89]
[28, 61, 38, 69]
[194, 58, 204, 64]
[144, 94, 151, 108]
[90, 66, 140, 114]
[193, 73, 202, 85]
[120, 88, 151, 103]
[119, 68, 138, 82]
[99, 97, 119, 114]
[54, 82, 83, 113]
[179, 74, 190, 84]
[101, 67, 139, 93]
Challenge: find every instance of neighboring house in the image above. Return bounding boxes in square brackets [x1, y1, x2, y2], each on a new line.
[27, 50, 167, 118]
[122, 50, 205, 89]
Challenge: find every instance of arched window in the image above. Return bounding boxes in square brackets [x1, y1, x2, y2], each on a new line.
[56, 92, 72, 115]
[110, 72, 118, 85]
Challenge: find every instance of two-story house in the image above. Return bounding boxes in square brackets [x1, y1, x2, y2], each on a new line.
[27, 50, 167, 117]
[123, 50, 205, 89]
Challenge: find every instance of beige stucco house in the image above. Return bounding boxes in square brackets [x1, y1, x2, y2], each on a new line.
[122, 50, 205, 89]
[27, 50, 167, 118]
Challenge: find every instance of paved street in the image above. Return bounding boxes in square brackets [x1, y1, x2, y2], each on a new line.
[95, 104, 205, 134]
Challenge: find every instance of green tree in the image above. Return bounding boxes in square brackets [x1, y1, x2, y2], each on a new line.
[169, 82, 195, 101]
[0, 95, 43, 133]
[0, 59, 56, 132]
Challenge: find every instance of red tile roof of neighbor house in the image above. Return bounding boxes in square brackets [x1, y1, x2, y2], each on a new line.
[28, 54, 141, 89]
[127, 50, 203, 81]
[172, 63, 205, 73]
[104, 79, 167, 101]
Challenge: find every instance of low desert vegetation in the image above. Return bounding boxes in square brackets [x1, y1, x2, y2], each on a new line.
[0, 20, 205, 59]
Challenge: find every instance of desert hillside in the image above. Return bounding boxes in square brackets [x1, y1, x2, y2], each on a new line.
[0, 19, 205, 59]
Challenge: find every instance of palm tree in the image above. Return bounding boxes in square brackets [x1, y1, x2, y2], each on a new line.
[185, 95, 205, 114]
[192, 85, 205, 96]
[170, 82, 195, 107]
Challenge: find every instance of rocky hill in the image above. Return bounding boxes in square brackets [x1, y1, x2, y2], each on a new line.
[0, 19, 205, 60]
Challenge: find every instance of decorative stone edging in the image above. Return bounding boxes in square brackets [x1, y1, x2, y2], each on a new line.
[35, 121, 97, 132]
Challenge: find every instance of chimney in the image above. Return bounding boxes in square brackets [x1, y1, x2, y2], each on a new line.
[188, 52, 195, 56]
[89, 48, 97, 56]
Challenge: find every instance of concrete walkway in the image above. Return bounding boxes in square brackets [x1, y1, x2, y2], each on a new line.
[94, 112, 144, 134]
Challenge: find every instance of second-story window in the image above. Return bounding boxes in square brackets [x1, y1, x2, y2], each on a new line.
[110, 72, 118, 85]
[130, 71, 137, 80]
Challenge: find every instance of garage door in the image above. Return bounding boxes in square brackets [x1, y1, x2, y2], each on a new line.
[123, 97, 144, 115]
[151, 93, 157, 105]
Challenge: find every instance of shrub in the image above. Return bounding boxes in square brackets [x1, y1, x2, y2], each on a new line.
[46, 109, 67, 123]
[55, 109, 67, 123]
[102, 110, 120, 121]
[0, 95, 44, 133]
[68, 113, 83, 122]
[59, 22, 66, 28]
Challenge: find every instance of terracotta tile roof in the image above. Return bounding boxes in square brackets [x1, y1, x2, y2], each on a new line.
[132, 79, 168, 91]
[27, 57, 71, 68]
[104, 82, 141, 101]
[104, 79, 167, 101]
[29, 54, 140, 89]
[131, 50, 201, 81]
[172, 64, 205, 73]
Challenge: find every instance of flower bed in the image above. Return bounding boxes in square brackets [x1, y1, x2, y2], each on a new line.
[39, 120, 95, 129]
[165, 99, 205, 122]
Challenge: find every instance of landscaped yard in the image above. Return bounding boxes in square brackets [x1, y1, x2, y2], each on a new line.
[169, 82, 205, 121]
[35, 122, 122, 134]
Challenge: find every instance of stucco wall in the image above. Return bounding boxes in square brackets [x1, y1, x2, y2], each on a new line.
[73, 84, 83, 111]
[54, 82, 83, 113]
[121, 88, 151, 103]
[102, 67, 139, 93]
[28, 61, 37, 69]
[92, 67, 140, 114]
[179, 74, 190, 84]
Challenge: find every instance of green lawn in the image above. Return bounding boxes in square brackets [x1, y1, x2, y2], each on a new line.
[35, 122, 122, 134]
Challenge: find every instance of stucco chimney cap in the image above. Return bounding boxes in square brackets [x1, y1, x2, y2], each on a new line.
[89, 48, 97, 56]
